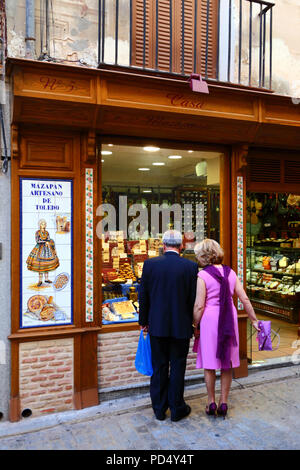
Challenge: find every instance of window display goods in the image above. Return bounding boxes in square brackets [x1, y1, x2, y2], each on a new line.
[246, 192, 300, 323]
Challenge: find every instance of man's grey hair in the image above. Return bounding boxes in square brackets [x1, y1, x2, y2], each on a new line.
[162, 230, 183, 247]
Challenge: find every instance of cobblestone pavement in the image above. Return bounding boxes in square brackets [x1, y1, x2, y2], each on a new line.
[0, 365, 299, 451]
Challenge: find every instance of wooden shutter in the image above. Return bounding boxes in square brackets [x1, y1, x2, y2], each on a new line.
[247, 151, 300, 191]
[248, 158, 281, 184]
[131, 0, 154, 68]
[284, 160, 300, 185]
[131, 0, 218, 78]
[198, 0, 218, 78]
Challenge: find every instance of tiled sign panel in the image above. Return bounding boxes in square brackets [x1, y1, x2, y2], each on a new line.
[237, 176, 244, 310]
[20, 178, 73, 328]
[85, 169, 93, 322]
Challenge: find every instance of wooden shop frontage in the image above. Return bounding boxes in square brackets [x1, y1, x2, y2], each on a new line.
[7, 58, 300, 421]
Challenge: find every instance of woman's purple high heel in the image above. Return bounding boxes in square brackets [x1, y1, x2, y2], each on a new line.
[217, 403, 228, 419]
[205, 402, 217, 417]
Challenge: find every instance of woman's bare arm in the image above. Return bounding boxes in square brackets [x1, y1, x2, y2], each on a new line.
[193, 277, 206, 327]
[234, 277, 260, 330]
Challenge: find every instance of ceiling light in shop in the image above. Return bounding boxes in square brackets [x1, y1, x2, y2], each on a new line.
[101, 150, 112, 155]
[101, 159, 104, 163]
[152, 162, 165, 166]
[143, 190, 152, 193]
[108, 144, 113, 147]
[138, 168, 150, 171]
[188, 150, 194, 153]
[168, 155, 182, 159]
[143, 146, 160, 152]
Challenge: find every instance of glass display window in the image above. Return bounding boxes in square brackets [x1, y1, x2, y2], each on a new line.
[99, 142, 222, 327]
[246, 191, 300, 363]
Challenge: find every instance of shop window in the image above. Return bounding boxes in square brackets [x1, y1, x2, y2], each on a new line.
[99, 143, 221, 327]
[246, 191, 300, 363]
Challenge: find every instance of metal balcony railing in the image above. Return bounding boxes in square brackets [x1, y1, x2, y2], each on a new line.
[98, 0, 275, 90]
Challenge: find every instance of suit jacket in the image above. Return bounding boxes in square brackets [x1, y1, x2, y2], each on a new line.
[139, 251, 198, 339]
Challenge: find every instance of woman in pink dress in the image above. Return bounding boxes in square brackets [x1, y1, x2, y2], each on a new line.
[193, 239, 260, 418]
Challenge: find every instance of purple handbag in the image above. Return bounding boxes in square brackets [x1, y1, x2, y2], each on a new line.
[193, 337, 199, 353]
[256, 320, 280, 351]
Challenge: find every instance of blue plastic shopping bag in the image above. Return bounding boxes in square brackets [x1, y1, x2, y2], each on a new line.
[135, 330, 153, 376]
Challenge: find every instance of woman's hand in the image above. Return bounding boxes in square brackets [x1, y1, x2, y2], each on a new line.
[252, 320, 260, 332]
[193, 324, 200, 338]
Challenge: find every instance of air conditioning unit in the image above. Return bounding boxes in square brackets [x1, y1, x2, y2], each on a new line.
[195, 161, 207, 177]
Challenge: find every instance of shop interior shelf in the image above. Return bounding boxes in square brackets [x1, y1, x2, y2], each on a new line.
[248, 267, 300, 278]
[249, 297, 296, 311]
[250, 245, 300, 252]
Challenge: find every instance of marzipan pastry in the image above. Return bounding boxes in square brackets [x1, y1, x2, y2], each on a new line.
[27, 295, 47, 313]
[112, 300, 136, 316]
[54, 273, 69, 290]
[40, 305, 55, 321]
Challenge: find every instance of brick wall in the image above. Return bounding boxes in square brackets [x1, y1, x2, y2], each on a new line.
[98, 331, 199, 391]
[19, 338, 74, 417]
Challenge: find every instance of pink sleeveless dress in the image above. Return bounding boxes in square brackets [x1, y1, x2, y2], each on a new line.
[195, 266, 240, 370]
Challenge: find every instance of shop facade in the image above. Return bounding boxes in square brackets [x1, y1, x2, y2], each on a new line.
[6, 54, 300, 421]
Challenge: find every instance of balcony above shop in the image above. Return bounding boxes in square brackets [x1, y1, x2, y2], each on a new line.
[97, 0, 275, 91]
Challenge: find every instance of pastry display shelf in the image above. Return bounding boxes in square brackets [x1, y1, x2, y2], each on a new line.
[251, 245, 300, 252]
[249, 267, 300, 278]
[249, 297, 295, 310]
[249, 297, 299, 323]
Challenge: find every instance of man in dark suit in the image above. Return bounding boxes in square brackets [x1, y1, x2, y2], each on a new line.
[139, 230, 198, 422]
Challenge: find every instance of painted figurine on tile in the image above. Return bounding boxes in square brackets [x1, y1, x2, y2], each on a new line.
[26, 219, 60, 287]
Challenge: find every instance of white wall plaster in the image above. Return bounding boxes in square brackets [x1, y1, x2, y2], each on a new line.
[7, 30, 26, 58]
[5, 0, 300, 96]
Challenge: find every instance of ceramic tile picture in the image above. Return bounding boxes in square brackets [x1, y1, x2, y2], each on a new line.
[20, 178, 73, 328]
[237, 176, 244, 310]
[85, 169, 94, 322]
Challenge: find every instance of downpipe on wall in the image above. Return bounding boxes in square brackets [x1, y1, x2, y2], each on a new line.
[25, 0, 36, 59]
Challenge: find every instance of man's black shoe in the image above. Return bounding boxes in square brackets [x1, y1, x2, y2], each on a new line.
[154, 412, 166, 421]
[171, 405, 191, 422]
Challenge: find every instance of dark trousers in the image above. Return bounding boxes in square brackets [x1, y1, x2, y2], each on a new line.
[149, 335, 190, 419]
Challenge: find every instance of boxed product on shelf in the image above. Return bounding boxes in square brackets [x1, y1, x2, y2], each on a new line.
[102, 267, 118, 283]
[126, 240, 149, 255]
[109, 241, 119, 259]
[148, 238, 162, 256]
[101, 297, 139, 324]
[126, 241, 137, 254]
[111, 299, 136, 317]
[133, 254, 148, 278]
[102, 242, 110, 263]
[112, 256, 120, 270]
[139, 240, 147, 254]
[102, 303, 119, 322]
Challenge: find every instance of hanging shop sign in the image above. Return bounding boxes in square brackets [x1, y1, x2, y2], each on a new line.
[20, 178, 73, 328]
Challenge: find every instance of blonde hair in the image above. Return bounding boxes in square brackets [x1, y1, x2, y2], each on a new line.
[38, 219, 47, 227]
[194, 238, 224, 267]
